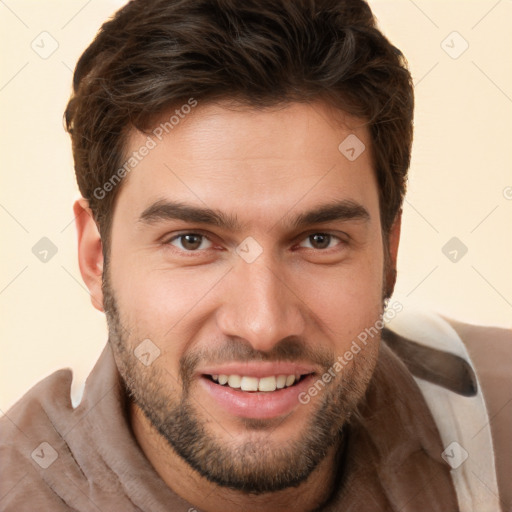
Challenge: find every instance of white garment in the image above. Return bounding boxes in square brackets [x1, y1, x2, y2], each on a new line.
[388, 310, 501, 512]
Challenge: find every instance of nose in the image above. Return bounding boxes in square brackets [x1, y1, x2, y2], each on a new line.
[216, 257, 306, 353]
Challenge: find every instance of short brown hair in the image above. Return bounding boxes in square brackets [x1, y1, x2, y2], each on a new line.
[65, 0, 413, 252]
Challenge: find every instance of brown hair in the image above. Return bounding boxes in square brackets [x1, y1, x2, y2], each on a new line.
[65, 0, 413, 253]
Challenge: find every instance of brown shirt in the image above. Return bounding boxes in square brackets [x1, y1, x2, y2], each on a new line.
[3, 322, 507, 511]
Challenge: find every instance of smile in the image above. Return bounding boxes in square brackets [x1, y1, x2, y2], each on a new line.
[199, 369, 317, 419]
[205, 373, 311, 392]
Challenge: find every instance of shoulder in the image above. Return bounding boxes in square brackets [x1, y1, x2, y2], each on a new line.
[446, 318, 512, 372]
[445, 318, 512, 434]
[1, 367, 74, 442]
[445, 317, 512, 510]
[0, 368, 74, 511]
[384, 312, 511, 511]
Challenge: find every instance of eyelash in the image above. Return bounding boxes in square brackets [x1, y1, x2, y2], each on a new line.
[163, 231, 347, 254]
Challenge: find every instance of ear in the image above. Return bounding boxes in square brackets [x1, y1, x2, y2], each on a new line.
[74, 198, 104, 312]
[388, 210, 401, 265]
[385, 211, 402, 297]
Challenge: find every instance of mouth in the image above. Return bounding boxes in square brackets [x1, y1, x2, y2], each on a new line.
[198, 368, 317, 419]
[203, 373, 313, 392]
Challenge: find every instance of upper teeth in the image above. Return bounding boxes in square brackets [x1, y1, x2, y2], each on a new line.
[211, 374, 299, 392]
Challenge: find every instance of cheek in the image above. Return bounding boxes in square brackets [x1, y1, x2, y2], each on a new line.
[296, 250, 384, 338]
[110, 258, 224, 344]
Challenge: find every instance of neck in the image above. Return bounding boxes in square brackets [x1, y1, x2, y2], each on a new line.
[129, 402, 341, 512]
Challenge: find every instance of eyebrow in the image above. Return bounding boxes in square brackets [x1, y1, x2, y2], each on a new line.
[138, 200, 242, 230]
[288, 200, 370, 229]
[138, 199, 370, 231]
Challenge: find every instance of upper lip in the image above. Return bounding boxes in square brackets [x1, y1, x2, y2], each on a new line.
[197, 362, 317, 378]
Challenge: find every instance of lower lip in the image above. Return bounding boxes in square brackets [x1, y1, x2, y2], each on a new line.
[199, 374, 315, 419]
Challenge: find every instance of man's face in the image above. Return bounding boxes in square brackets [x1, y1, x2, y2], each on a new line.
[103, 101, 390, 493]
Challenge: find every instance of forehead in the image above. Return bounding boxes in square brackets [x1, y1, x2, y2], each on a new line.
[115, 101, 378, 228]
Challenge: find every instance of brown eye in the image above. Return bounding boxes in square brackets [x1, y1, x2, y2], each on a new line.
[169, 233, 212, 251]
[310, 234, 330, 249]
[298, 233, 341, 250]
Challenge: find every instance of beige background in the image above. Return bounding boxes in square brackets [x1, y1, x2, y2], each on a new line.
[1, 0, 511, 412]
